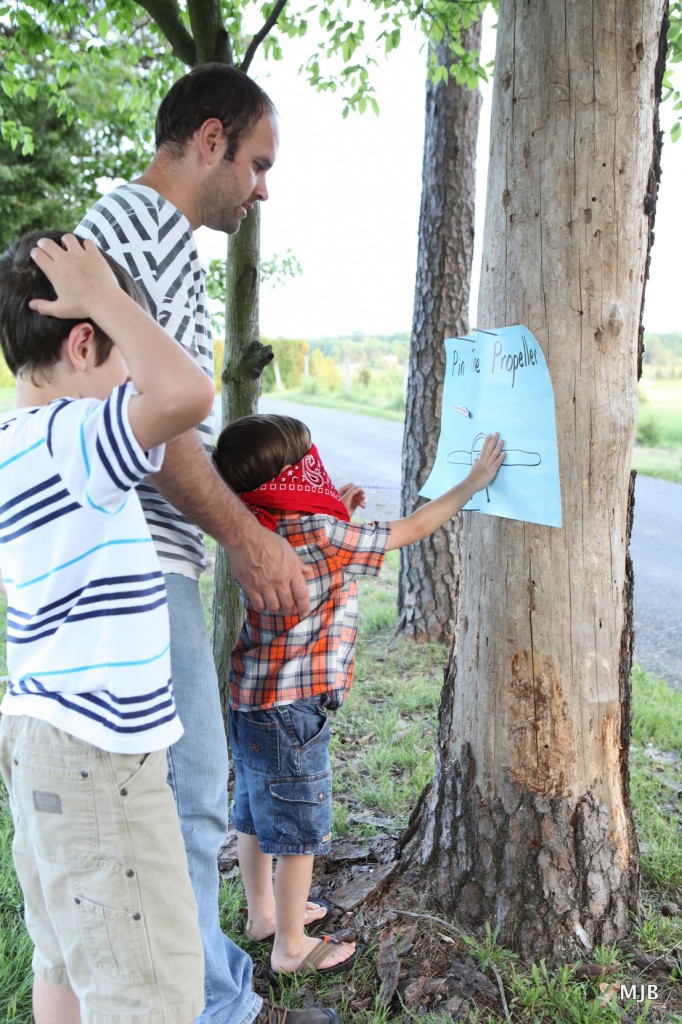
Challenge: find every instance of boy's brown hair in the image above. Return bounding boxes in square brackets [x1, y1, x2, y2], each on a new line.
[0, 230, 147, 378]
[213, 414, 311, 493]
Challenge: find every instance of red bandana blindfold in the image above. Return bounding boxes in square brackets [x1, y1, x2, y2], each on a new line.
[240, 444, 350, 531]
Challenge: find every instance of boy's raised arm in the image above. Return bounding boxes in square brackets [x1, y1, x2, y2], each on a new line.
[387, 433, 506, 551]
[28, 234, 215, 451]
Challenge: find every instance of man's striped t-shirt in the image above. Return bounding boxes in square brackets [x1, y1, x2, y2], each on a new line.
[77, 185, 214, 580]
[0, 383, 182, 754]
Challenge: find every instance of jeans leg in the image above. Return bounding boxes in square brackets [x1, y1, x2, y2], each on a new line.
[165, 574, 261, 1024]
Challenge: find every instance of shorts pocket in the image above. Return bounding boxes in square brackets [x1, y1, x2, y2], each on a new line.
[12, 758, 98, 868]
[288, 700, 330, 752]
[280, 701, 331, 777]
[232, 711, 281, 775]
[109, 749, 158, 794]
[74, 888, 151, 984]
[271, 772, 332, 845]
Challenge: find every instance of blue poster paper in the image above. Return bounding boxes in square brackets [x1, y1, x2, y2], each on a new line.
[420, 326, 562, 527]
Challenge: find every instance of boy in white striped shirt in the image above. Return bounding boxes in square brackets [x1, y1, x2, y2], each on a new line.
[0, 231, 214, 1024]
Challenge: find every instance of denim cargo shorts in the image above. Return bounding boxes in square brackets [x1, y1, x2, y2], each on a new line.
[228, 696, 333, 855]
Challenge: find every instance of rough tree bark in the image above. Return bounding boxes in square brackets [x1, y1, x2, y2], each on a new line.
[398, 22, 483, 643]
[403, 0, 667, 959]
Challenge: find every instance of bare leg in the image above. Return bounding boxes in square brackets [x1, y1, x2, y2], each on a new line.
[237, 832, 277, 940]
[270, 854, 355, 974]
[237, 832, 335, 940]
[33, 977, 81, 1024]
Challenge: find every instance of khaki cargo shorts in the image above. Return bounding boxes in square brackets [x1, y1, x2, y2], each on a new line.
[0, 714, 205, 1024]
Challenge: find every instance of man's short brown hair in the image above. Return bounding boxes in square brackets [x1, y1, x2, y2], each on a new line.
[155, 63, 276, 161]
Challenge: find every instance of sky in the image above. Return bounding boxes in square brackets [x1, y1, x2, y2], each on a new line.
[195, 9, 682, 340]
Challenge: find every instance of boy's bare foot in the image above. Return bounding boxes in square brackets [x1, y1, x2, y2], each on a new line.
[270, 933, 357, 976]
[303, 898, 333, 928]
[246, 898, 332, 942]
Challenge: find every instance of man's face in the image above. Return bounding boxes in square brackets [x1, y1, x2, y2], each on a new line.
[201, 113, 279, 234]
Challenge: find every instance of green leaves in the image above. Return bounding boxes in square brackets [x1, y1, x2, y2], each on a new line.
[0, 0, 494, 253]
[666, 2, 682, 142]
[265, 0, 491, 116]
[1, 0, 494, 149]
[0, 120, 34, 155]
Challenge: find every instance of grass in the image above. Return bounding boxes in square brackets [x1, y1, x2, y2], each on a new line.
[634, 378, 682, 482]
[0, 803, 32, 1023]
[630, 667, 682, 898]
[631, 444, 682, 484]
[638, 381, 682, 445]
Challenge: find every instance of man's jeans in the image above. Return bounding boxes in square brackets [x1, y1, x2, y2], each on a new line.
[166, 575, 261, 1024]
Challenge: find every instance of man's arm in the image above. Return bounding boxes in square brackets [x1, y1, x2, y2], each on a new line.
[153, 430, 311, 616]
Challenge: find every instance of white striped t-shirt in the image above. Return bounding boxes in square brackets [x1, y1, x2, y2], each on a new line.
[77, 185, 214, 580]
[0, 383, 182, 754]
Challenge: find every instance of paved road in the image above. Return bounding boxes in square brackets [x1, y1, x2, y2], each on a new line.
[259, 397, 682, 691]
[629, 476, 682, 691]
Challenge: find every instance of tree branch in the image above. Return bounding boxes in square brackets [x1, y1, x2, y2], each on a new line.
[240, 0, 287, 74]
[134, 0, 197, 66]
[188, 0, 231, 64]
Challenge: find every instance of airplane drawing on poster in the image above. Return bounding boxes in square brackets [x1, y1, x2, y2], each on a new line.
[420, 326, 562, 527]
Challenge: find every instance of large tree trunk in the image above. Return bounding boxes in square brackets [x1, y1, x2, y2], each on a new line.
[212, 206, 273, 716]
[398, 23, 483, 643]
[403, 0, 666, 959]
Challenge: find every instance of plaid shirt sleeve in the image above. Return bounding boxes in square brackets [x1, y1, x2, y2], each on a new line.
[323, 518, 390, 575]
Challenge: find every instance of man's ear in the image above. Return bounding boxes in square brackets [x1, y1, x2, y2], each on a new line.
[197, 118, 228, 164]
[63, 322, 97, 372]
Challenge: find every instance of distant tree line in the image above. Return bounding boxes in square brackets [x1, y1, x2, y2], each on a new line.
[257, 333, 409, 401]
[642, 331, 682, 377]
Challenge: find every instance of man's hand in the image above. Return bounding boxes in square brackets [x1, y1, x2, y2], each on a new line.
[152, 431, 311, 617]
[225, 519, 311, 617]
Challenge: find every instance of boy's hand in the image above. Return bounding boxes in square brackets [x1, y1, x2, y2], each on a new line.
[28, 234, 119, 320]
[338, 483, 366, 515]
[467, 433, 506, 492]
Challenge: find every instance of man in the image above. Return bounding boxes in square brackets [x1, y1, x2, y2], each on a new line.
[78, 64, 338, 1024]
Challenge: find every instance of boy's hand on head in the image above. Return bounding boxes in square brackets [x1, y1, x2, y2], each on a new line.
[468, 433, 506, 492]
[28, 234, 119, 320]
[338, 483, 366, 515]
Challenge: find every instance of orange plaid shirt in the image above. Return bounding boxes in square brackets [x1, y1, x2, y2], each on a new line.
[229, 513, 390, 711]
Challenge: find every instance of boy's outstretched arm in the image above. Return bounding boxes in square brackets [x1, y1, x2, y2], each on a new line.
[28, 234, 215, 451]
[386, 433, 506, 551]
